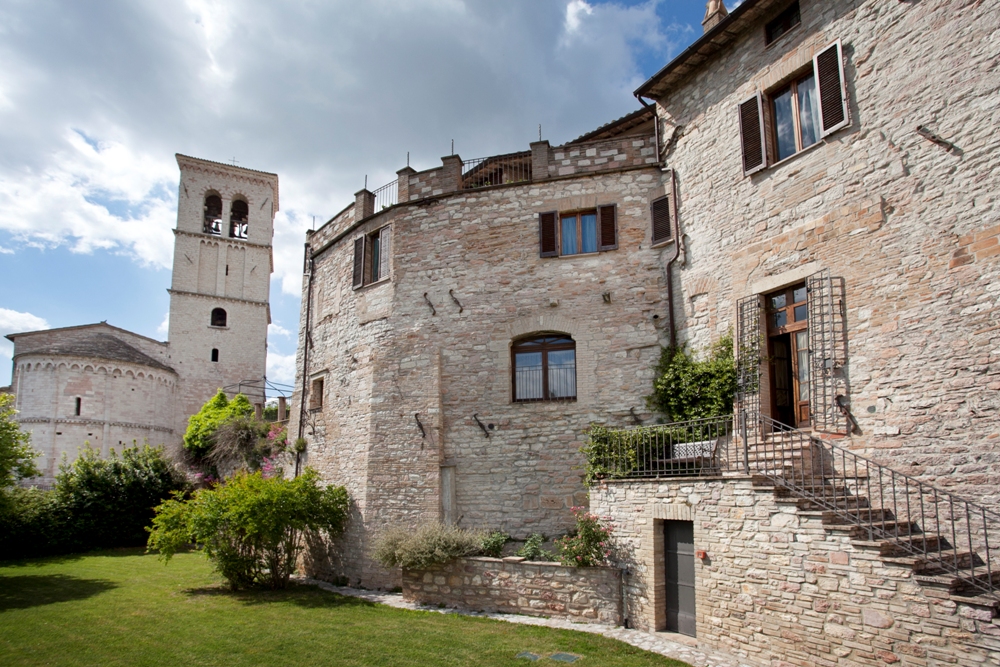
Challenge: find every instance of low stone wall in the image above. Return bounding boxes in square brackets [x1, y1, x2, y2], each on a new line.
[402, 557, 622, 625]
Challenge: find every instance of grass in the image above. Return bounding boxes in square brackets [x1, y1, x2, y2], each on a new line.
[0, 549, 688, 667]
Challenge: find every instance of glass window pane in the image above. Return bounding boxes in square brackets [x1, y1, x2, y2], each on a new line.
[773, 311, 787, 328]
[580, 213, 597, 253]
[515, 352, 543, 400]
[796, 331, 810, 402]
[561, 216, 578, 255]
[792, 286, 807, 303]
[797, 73, 821, 148]
[773, 88, 796, 161]
[771, 294, 786, 309]
[794, 304, 808, 322]
[546, 350, 576, 399]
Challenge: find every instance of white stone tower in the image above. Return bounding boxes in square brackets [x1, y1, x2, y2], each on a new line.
[166, 154, 278, 435]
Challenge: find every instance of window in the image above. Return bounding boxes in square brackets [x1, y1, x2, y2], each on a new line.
[230, 199, 249, 239]
[309, 377, 324, 410]
[211, 348, 219, 362]
[75, 397, 81, 416]
[765, 1, 800, 46]
[204, 194, 223, 235]
[211, 308, 227, 327]
[352, 226, 391, 288]
[511, 334, 576, 402]
[739, 41, 849, 175]
[538, 205, 617, 257]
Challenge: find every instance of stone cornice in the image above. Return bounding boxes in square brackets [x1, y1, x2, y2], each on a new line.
[176, 153, 279, 211]
[167, 289, 269, 308]
[18, 416, 173, 433]
[15, 354, 177, 380]
[173, 228, 271, 249]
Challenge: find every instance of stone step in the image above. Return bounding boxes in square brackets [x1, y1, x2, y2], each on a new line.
[774, 484, 853, 498]
[822, 508, 895, 525]
[783, 496, 871, 511]
[850, 521, 918, 540]
[880, 535, 947, 558]
[913, 551, 985, 575]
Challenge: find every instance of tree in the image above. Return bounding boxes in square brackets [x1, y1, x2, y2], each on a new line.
[0, 393, 39, 488]
[183, 390, 254, 460]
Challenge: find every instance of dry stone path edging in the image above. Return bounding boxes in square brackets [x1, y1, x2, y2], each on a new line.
[296, 577, 752, 667]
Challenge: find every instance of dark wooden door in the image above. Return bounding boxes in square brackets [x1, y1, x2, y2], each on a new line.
[664, 521, 696, 637]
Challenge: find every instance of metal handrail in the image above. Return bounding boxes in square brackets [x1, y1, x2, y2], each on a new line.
[461, 151, 532, 189]
[372, 179, 398, 211]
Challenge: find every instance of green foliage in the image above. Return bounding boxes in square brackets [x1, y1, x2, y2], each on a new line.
[147, 469, 349, 590]
[646, 333, 737, 423]
[480, 530, 509, 558]
[515, 533, 554, 561]
[262, 402, 279, 421]
[0, 393, 39, 487]
[182, 390, 254, 460]
[208, 416, 275, 473]
[580, 424, 639, 485]
[372, 523, 484, 570]
[554, 508, 614, 567]
[0, 445, 187, 560]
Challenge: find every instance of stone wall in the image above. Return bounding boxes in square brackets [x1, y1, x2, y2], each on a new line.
[544, 136, 658, 178]
[402, 557, 621, 625]
[591, 478, 1000, 667]
[653, 0, 1000, 503]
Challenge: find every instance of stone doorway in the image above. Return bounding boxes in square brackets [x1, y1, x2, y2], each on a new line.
[664, 520, 696, 637]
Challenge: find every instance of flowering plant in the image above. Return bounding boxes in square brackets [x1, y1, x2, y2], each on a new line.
[554, 507, 614, 567]
[266, 424, 289, 450]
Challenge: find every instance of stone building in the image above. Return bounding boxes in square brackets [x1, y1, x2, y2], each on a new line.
[7, 155, 277, 482]
[292, 0, 999, 662]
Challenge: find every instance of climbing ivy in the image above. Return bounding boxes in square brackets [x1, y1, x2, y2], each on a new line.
[646, 333, 737, 423]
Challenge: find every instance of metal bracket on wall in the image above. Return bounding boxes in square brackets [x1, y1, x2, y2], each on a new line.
[916, 125, 960, 154]
[473, 414, 490, 438]
[629, 407, 643, 425]
[414, 412, 426, 439]
[423, 293, 437, 316]
[449, 289, 464, 313]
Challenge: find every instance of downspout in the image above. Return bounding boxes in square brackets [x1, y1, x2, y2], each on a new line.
[296, 241, 315, 477]
[637, 94, 681, 350]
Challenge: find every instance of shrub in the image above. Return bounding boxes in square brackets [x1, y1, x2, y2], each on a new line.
[372, 523, 484, 570]
[147, 469, 348, 590]
[0, 487, 68, 558]
[480, 530, 509, 558]
[0, 393, 39, 488]
[555, 507, 614, 567]
[515, 533, 554, 561]
[646, 333, 737, 423]
[208, 416, 272, 473]
[183, 391, 254, 461]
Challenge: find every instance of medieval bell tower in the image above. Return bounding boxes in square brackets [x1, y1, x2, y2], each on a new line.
[166, 154, 278, 435]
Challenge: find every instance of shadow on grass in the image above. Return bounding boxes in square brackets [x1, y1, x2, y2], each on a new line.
[182, 582, 378, 610]
[0, 574, 119, 611]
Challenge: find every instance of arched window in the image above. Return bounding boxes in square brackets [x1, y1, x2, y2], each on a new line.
[204, 194, 223, 235]
[211, 308, 227, 327]
[511, 333, 576, 402]
[230, 199, 249, 239]
[211, 348, 219, 362]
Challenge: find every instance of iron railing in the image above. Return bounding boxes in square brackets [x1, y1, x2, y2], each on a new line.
[461, 151, 532, 189]
[372, 179, 398, 211]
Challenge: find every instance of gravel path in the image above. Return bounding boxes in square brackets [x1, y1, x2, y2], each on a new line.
[296, 577, 753, 667]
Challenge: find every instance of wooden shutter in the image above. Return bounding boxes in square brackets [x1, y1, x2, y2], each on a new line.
[651, 197, 672, 245]
[352, 237, 364, 288]
[814, 40, 849, 137]
[538, 211, 558, 257]
[378, 226, 391, 281]
[738, 92, 767, 175]
[807, 269, 848, 434]
[597, 204, 617, 251]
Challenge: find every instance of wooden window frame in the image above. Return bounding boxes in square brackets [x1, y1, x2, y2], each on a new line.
[538, 205, 617, 258]
[352, 226, 391, 289]
[767, 69, 821, 163]
[765, 283, 810, 428]
[511, 334, 577, 403]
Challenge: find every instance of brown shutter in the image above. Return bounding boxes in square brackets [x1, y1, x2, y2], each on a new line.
[738, 92, 767, 175]
[814, 40, 849, 137]
[650, 196, 671, 245]
[352, 237, 364, 288]
[597, 204, 617, 251]
[538, 211, 558, 257]
[378, 226, 391, 282]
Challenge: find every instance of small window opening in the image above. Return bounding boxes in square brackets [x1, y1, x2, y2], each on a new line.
[225, 264, 229, 276]
[766, 2, 800, 45]
[211, 308, 227, 327]
[230, 199, 249, 239]
[211, 348, 219, 362]
[75, 397, 81, 416]
[309, 378, 325, 410]
[204, 194, 223, 235]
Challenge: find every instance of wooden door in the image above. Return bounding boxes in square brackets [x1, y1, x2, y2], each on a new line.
[766, 284, 810, 428]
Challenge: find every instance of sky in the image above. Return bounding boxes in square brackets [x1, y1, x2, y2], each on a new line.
[0, 0, 733, 392]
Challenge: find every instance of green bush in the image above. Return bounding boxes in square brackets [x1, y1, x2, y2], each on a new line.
[0, 393, 39, 488]
[480, 530, 509, 558]
[646, 333, 737, 423]
[147, 469, 349, 590]
[554, 507, 613, 567]
[372, 523, 484, 570]
[183, 390, 254, 461]
[515, 533, 554, 561]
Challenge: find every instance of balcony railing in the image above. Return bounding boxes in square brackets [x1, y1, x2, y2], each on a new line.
[461, 151, 532, 190]
[373, 179, 398, 211]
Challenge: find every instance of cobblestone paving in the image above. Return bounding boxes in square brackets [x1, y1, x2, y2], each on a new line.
[297, 577, 752, 667]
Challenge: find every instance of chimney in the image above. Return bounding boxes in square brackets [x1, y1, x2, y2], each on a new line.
[702, 0, 729, 33]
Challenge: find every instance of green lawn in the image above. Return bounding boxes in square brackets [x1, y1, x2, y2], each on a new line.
[0, 549, 687, 667]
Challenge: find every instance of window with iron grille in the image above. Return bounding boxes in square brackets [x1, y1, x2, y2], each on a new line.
[352, 226, 391, 288]
[512, 334, 577, 402]
[538, 206, 617, 258]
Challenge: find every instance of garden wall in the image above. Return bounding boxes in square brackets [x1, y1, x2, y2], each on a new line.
[401, 557, 621, 625]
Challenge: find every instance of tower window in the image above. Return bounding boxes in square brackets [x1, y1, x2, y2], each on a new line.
[204, 194, 223, 235]
[230, 199, 249, 239]
[75, 397, 82, 416]
[211, 308, 227, 327]
[211, 348, 219, 362]
[309, 377, 325, 410]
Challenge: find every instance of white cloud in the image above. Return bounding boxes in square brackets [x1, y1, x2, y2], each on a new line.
[157, 312, 170, 338]
[0, 308, 50, 368]
[266, 350, 297, 387]
[565, 0, 594, 34]
[268, 322, 293, 338]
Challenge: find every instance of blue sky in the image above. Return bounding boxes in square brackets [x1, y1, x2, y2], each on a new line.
[0, 0, 730, 390]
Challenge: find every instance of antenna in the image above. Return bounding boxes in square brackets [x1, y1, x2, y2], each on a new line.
[407, 151, 410, 167]
[364, 174, 368, 189]
[451, 139, 454, 156]
[538, 124, 542, 141]
[311, 215, 316, 231]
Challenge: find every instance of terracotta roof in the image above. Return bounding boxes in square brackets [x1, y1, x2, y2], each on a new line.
[566, 107, 655, 145]
[634, 0, 789, 101]
[13, 333, 176, 374]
